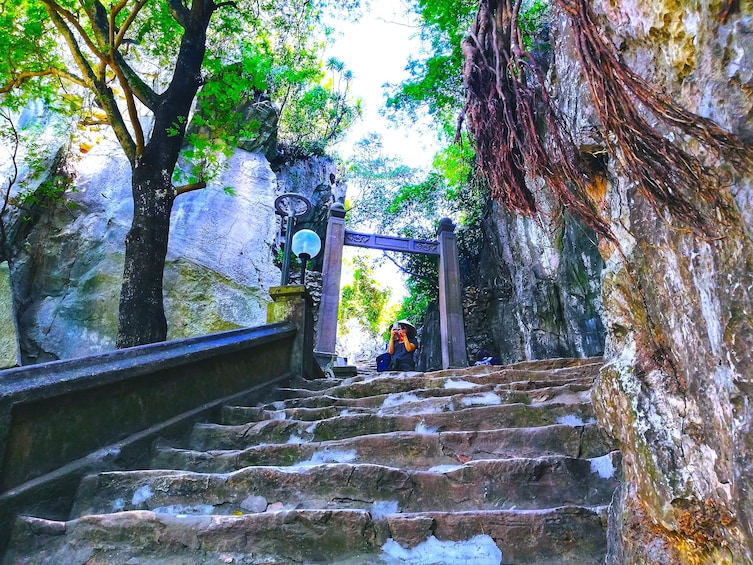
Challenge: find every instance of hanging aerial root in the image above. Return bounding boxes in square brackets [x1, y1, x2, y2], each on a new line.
[461, 0, 753, 240]
[461, 0, 613, 240]
[558, 0, 753, 236]
[720, 0, 740, 23]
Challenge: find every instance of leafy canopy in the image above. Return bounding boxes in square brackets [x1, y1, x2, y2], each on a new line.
[0, 0, 361, 175]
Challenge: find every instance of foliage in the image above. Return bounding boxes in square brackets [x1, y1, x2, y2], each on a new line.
[278, 57, 362, 155]
[385, 0, 549, 132]
[344, 120, 488, 326]
[339, 252, 397, 341]
[0, 0, 361, 174]
[393, 250, 438, 327]
[384, 0, 477, 130]
[344, 133, 445, 235]
[0, 110, 74, 216]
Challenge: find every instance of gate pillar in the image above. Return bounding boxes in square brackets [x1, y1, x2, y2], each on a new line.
[314, 203, 346, 366]
[437, 218, 468, 368]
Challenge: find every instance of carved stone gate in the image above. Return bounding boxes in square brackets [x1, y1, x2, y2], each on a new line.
[314, 203, 467, 370]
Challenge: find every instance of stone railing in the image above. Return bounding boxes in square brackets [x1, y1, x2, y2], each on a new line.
[0, 320, 298, 553]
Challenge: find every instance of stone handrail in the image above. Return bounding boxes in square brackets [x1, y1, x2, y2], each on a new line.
[0, 322, 297, 553]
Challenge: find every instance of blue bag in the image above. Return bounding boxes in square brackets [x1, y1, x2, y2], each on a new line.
[376, 352, 392, 372]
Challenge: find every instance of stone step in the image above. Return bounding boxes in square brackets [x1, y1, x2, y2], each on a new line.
[153, 424, 616, 473]
[2, 357, 616, 565]
[221, 381, 594, 424]
[7, 505, 608, 565]
[278, 364, 599, 400]
[71, 454, 621, 518]
[189, 402, 596, 451]
[259, 376, 596, 411]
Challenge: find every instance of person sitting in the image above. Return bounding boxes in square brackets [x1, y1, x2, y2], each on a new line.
[387, 320, 418, 371]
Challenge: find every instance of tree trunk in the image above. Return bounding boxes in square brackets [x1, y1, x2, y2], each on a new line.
[114, 2, 212, 348]
[116, 161, 175, 348]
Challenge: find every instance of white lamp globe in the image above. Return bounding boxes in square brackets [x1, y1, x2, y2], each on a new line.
[291, 229, 322, 259]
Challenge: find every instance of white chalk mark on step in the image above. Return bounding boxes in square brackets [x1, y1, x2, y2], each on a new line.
[381, 534, 502, 564]
[371, 500, 399, 517]
[297, 449, 358, 465]
[589, 453, 616, 479]
[461, 392, 501, 407]
[428, 464, 464, 473]
[556, 415, 596, 426]
[444, 379, 481, 389]
[153, 504, 215, 515]
[381, 392, 422, 409]
[415, 421, 438, 434]
[131, 485, 153, 505]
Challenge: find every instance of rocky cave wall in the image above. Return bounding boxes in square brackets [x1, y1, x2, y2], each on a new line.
[2, 102, 340, 364]
[548, 1, 753, 562]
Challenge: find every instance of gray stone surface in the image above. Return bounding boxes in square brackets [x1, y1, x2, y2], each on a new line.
[0, 262, 19, 368]
[464, 207, 605, 366]
[550, 2, 753, 562]
[0, 111, 341, 363]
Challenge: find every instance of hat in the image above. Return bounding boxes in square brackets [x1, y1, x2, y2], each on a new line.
[395, 320, 417, 338]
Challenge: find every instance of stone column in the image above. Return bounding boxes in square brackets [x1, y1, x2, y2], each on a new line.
[267, 285, 322, 379]
[437, 218, 467, 368]
[314, 203, 346, 367]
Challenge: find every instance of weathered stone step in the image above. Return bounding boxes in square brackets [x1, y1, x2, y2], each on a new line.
[6, 505, 607, 565]
[71, 455, 620, 519]
[221, 381, 594, 424]
[190, 402, 596, 450]
[154, 424, 616, 473]
[253, 376, 594, 410]
[284, 363, 599, 400]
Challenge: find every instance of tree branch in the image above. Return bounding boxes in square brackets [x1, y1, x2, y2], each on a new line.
[113, 0, 148, 48]
[40, 0, 108, 63]
[175, 181, 207, 196]
[111, 51, 159, 110]
[0, 68, 86, 94]
[167, 0, 191, 28]
[108, 59, 145, 154]
[46, 8, 136, 163]
[382, 252, 438, 289]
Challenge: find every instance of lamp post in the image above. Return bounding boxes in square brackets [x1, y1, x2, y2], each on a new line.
[291, 229, 322, 287]
[274, 193, 312, 285]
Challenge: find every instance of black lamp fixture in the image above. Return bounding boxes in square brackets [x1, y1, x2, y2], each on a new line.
[291, 229, 322, 286]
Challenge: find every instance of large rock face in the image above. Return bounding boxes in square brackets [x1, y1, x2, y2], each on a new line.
[2, 105, 339, 363]
[9, 127, 281, 363]
[465, 204, 605, 365]
[548, 1, 753, 562]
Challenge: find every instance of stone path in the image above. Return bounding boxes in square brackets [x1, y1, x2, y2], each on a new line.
[3, 357, 619, 564]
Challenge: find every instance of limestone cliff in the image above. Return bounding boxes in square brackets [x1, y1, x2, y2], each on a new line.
[1, 103, 340, 364]
[547, 1, 753, 562]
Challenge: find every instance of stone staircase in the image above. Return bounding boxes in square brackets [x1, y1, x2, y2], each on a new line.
[3, 357, 619, 564]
